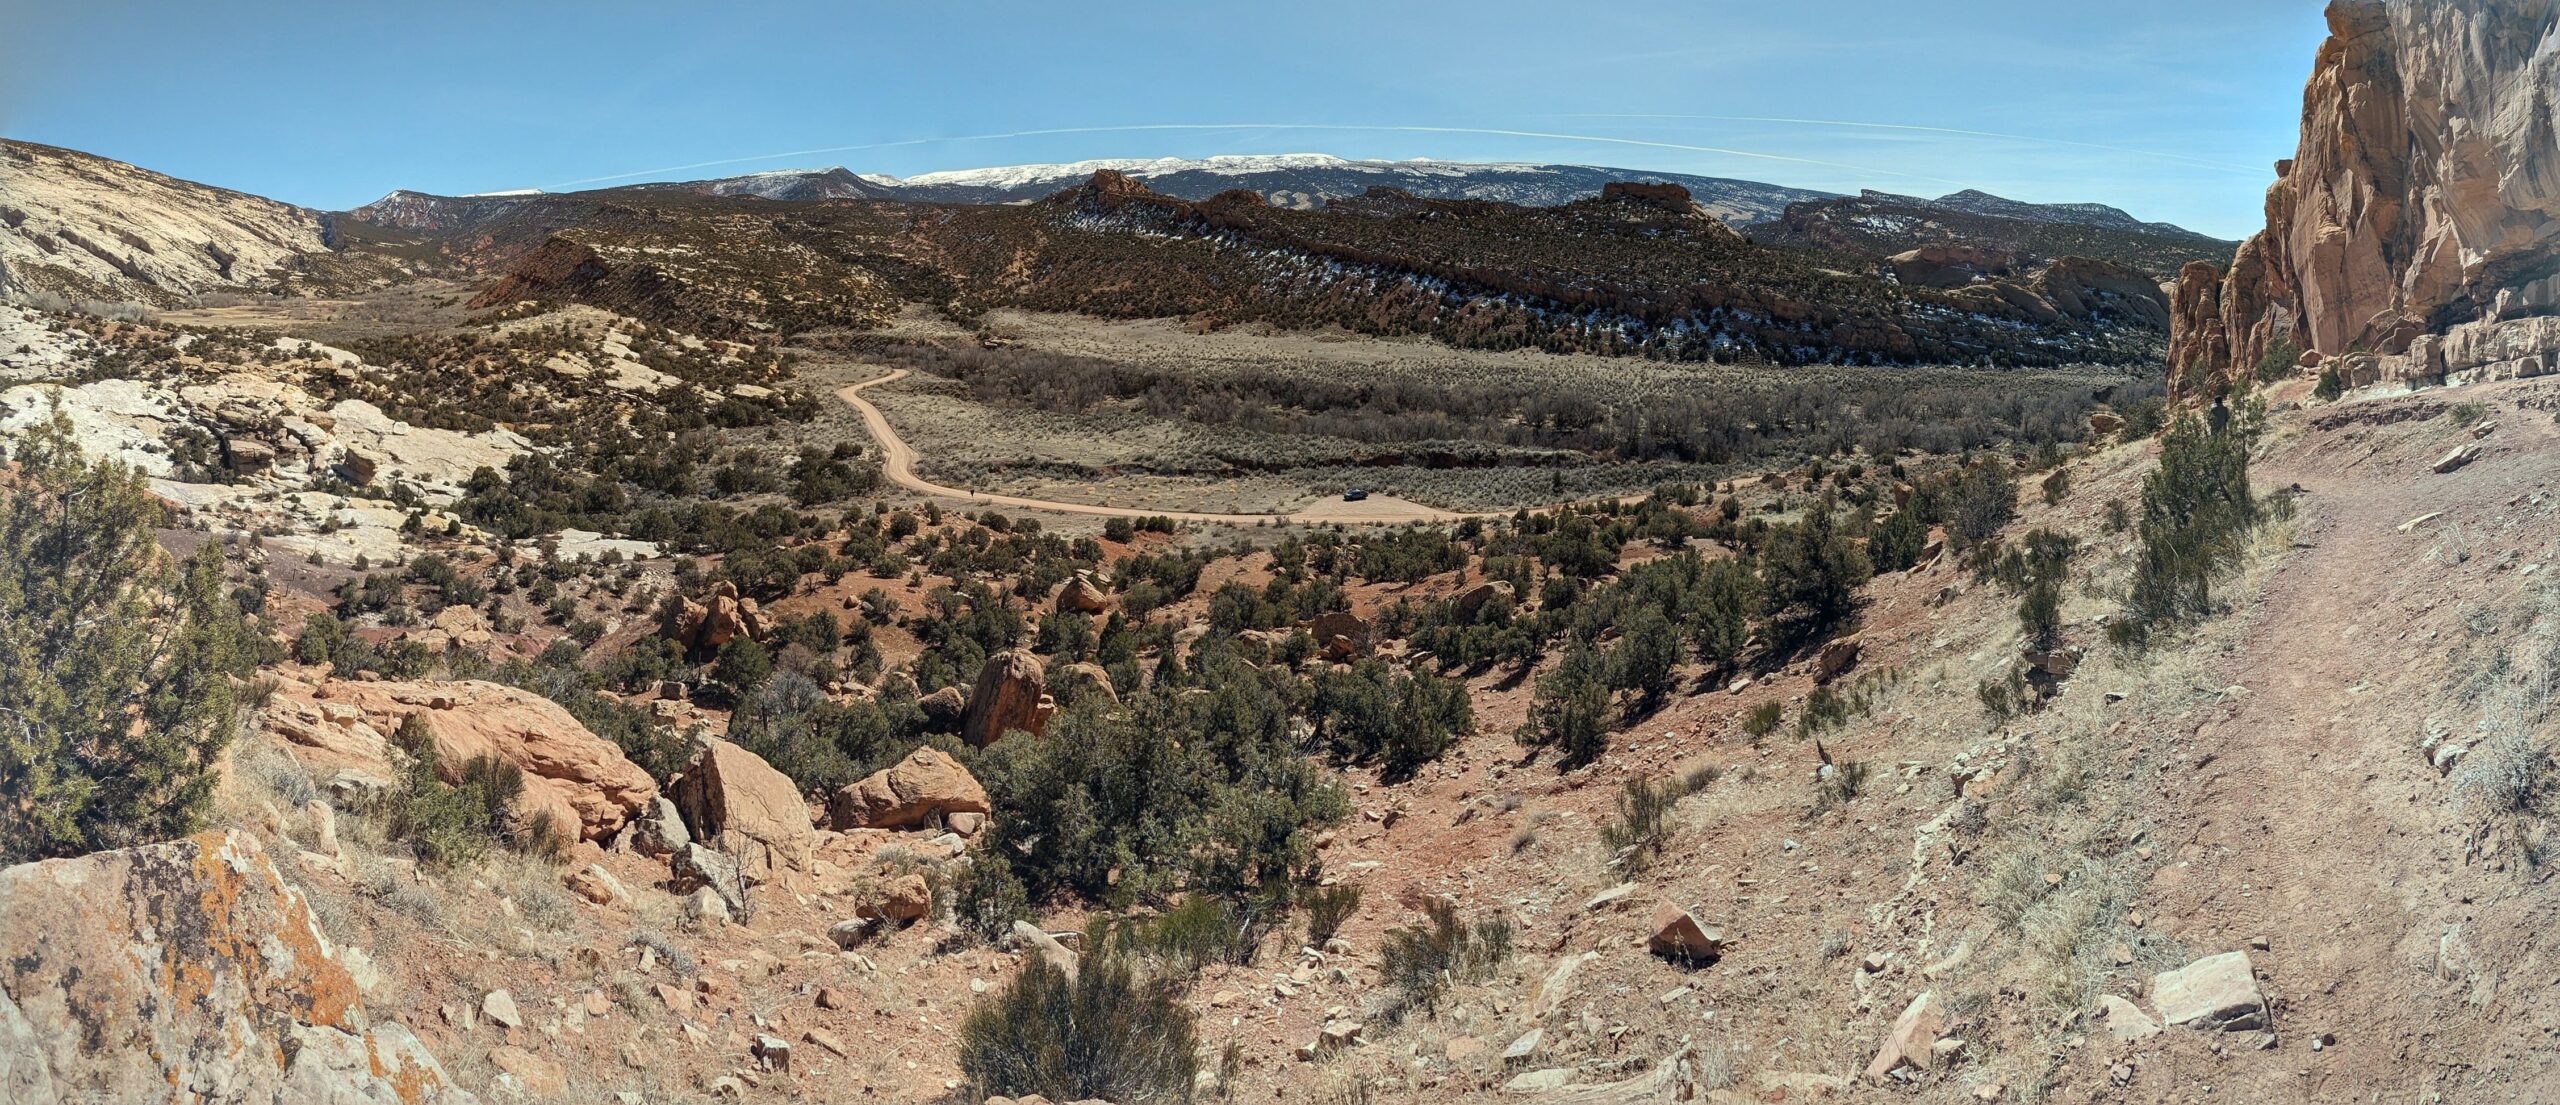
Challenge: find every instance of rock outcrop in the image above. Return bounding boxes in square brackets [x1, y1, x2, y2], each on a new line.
[962, 649, 1055, 747]
[825, 746, 991, 830]
[2170, 0, 2560, 396]
[1055, 573, 1112, 615]
[262, 675, 658, 842]
[660, 581, 768, 652]
[668, 738, 816, 877]
[0, 831, 475, 1102]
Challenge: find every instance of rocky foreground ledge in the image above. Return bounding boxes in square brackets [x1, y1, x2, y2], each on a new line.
[0, 830, 477, 1104]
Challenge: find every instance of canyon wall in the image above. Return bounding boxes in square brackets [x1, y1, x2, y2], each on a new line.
[2170, 0, 2560, 395]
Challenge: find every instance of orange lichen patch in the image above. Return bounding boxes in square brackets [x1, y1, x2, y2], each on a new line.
[368, 1033, 447, 1105]
[169, 831, 361, 1031]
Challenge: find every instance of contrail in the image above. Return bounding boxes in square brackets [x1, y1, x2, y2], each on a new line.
[545, 122, 1982, 191]
[1549, 113, 2268, 175]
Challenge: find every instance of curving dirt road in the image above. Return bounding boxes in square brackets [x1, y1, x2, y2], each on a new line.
[836, 369, 1485, 525]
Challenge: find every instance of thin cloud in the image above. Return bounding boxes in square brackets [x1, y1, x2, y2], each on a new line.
[1551, 113, 2267, 175]
[545, 122, 1982, 191]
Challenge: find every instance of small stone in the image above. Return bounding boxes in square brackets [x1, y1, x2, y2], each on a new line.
[1864, 991, 1945, 1081]
[2151, 951, 2267, 1032]
[816, 987, 851, 1010]
[1503, 1068, 1573, 1094]
[752, 1033, 792, 1073]
[1502, 1027, 1544, 1062]
[482, 989, 524, 1030]
[1645, 903, 1724, 964]
[2097, 995, 2160, 1043]
[1583, 883, 1636, 911]
[807, 1028, 850, 1057]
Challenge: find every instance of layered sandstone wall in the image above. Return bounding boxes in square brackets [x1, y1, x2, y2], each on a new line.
[2170, 0, 2560, 395]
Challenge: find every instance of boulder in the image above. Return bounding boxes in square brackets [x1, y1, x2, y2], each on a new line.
[919, 685, 968, 726]
[669, 739, 816, 878]
[629, 795, 691, 857]
[1645, 903, 1724, 963]
[662, 582, 769, 651]
[1307, 611, 1371, 662]
[1864, 990, 1947, 1081]
[1056, 574, 1112, 615]
[265, 676, 657, 842]
[2088, 411, 2125, 436]
[488, 1045, 565, 1096]
[0, 831, 476, 1103]
[857, 873, 932, 923]
[2433, 443, 2481, 474]
[1814, 637, 1862, 683]
[962, 649, 1055, 747]
[2150, 951, 2267, 1031]
[565, 864, 630, 907]
[1453, 580, 1516, 619]
[1011, 921, 1081, 979]
[826, 746, 990, 830]
[1050, 660, 1118, 707]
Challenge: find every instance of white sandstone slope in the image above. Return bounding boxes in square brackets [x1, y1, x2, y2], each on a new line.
[0, 138, 327, 306]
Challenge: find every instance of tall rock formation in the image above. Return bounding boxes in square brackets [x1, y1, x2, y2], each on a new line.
[2170, 0, 2560, 396]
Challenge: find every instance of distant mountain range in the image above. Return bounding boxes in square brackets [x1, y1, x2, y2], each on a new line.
[0, 139, 2211, 366]
[354, 154, 1842, 229]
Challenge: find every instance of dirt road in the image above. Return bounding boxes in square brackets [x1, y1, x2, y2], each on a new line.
[835, 369, 1485, 525]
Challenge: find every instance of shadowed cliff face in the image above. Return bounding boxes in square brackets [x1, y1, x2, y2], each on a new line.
[2171, 0, 2560, 396]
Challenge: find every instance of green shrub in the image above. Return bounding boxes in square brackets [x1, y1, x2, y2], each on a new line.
[2254, 335, 2300, 383]
[380, 715, 552, 869]
[1742, 701, 1785, 739]
[2019, 580, 2064, 649]
[945, 853, 1032, 943]
[958, 931, 1198, 1105]
[1517, 642, 1612, 767]
[1300, 883, 1363, 946]
[1815, 759, 1872, 810]
[1119, 894, 1275, 975]
[2313, 364, 2344, 401]
[1682, 554, 1760, 672]
[713, 635, 773, 690]
[972, 657, 1347, 906]
[1868, 502, 1926, 573]
[1948, 460, 2019, 546]
[1308, 660, 1473, 782]
[1759, 496, 1871, 652]
[1378, 900, 1513, 1020]
[2113, 411, 2258, 649]
[0, 417, 253, 863]
[1607, 605, 1686, 711]
[1599, 775, 1680, 872]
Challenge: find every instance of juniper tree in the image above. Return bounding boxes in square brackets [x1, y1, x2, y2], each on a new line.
[0, 414, 253, 863]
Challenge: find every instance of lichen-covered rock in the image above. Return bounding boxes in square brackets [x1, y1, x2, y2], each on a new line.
[0, 830, 475, 1102]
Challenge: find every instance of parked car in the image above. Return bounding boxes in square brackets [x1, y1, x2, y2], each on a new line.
[1342, 488, 1368, 502]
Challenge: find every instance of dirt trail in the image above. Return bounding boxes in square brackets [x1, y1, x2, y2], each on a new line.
[2117, 381, 2560, 1101]
[836, 370, 1485, 525]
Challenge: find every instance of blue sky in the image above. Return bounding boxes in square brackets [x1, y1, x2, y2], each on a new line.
[0, 1, 2329, 238]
